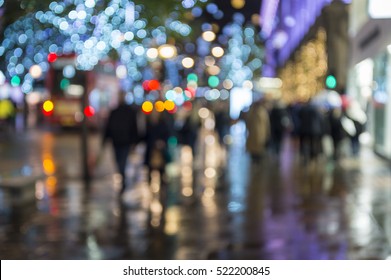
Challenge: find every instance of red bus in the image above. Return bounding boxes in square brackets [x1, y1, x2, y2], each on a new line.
[42, 54, 120, 129]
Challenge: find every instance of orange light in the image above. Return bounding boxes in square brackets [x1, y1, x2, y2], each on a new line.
[43, 100, 54, 116]
[43, 158, 56, 175]
[155, 101, 165, 112]
[84, 106, 95, 117]
[142, 101, 154, 114]
[149, 80, 161, 90]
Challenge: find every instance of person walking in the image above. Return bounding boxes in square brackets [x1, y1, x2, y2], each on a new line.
[269, 99, 290, 156]
[328, 107, 345, 160]
[143, 109, 173, 185]
[245, 98, 270, 163]
[102, 92, 139, 195]
[345, 100, 367, 156]
[298, 99, 325, 163]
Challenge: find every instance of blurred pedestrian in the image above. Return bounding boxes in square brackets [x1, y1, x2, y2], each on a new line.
[245, 98, 270, 162]
[144, 109, 173, 185]
[102, 91, 139, 195]
[269, 99, 290, 156]
[328, 107, 345, 160]
[179, 101, 201, 157]
[345, 100, 367, 156]
[298, 99, 326, 163]
[214, 101, 231, 146]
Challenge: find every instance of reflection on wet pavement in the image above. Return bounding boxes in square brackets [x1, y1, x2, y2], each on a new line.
[0, 125, 390, 259]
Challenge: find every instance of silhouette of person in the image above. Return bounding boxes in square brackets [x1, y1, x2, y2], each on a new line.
[245, 98, 270, 162]
[102, 91, 139, 195]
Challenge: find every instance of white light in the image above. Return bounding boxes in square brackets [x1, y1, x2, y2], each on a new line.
[29, 65, 43, 79]
[258, 77, 282, 88]
[63, 65, 76, 79]
[116, 65, 127, 79]
[96, 41, 106, 51]
[85, 0, 96, 8]
[211, 46, 224, 57]
[59, 21, 69, 31]
[84, 39, 94, 49]
[242, 80, 253, 90]
[134, 46, 145, 56]
[158, 44, 177, 59]
[202, 31, 216, 42]
[146, 48, 158, 59]
[388, 44, 391, 54]
[77, 10, 87, 20]
[66, 84, 84, 97]
[182, 57, 194, 68]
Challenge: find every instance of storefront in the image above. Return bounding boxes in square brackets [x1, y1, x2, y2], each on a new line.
[348, 16, 391, 160]
[261, 0, 350, 103]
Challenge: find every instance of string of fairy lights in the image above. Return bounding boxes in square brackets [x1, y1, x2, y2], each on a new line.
[0, 0, 264, 110]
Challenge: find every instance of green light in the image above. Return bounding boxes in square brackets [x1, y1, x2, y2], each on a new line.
[168, 136, 178, 147]
[60, 78, 70, 90]
[208, 76, 219, 88]
[326, 75, 337, 89]
[10, 76, 21, 87]
[187, 73, 198, 83]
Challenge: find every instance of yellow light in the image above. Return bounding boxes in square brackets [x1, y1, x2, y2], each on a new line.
[202, 31, 216, 42]
[43, 100, 54, 112]
[155, 101, 165, 112]
[142, 101, 153, 114]
[211, 46, 224, 58]
[164, 100, 175, 111]
[182, 57, 194, 68]
[231, 0, 245, 9]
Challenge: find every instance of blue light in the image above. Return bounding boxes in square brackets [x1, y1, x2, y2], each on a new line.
[192, 7, 202, 17]
[18, 34, 28, 44]
[206, 3, 218, 14]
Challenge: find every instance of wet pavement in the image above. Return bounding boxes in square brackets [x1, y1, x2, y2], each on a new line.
[0, 123, 391, 260]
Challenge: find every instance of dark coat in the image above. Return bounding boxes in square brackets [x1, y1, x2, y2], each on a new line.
[103, 104, 139, 146]
[298, 103, 325, 137]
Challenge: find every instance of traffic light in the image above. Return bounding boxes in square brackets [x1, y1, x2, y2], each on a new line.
[326, 74, 337, 89]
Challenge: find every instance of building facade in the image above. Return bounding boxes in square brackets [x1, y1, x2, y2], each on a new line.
[347, 0, 391, 160]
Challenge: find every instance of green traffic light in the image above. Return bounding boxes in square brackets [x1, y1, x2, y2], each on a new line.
[326, 75, 337, 89]
[60, 78, 70, 90]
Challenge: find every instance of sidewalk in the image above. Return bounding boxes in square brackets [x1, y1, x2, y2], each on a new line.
[0, 127, 390, 259]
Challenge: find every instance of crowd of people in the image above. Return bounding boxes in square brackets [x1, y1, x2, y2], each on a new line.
[240, 93, 367, 164]
[101, 90, 368, 196]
